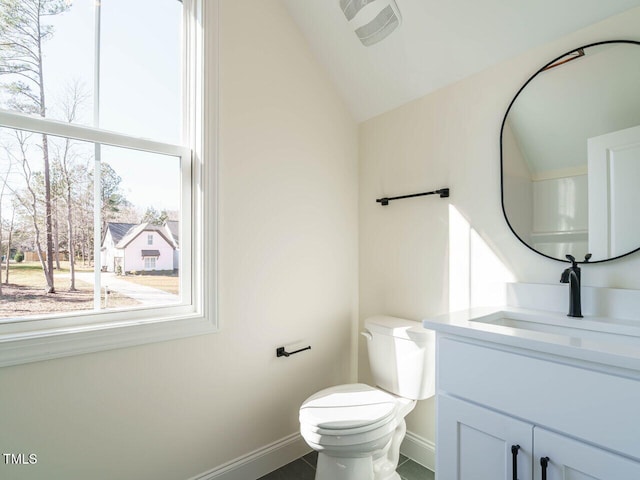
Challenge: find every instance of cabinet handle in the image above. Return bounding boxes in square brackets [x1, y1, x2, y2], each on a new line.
[511, 445, 520, 480]
[540, 456, 550, 480]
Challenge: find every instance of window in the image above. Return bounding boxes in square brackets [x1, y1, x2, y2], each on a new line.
[0, 0, 217, 366]
[144, 257, 156, 271]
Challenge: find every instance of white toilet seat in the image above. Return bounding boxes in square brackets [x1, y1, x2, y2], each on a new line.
[301, 384, 397, 428]
[299, 384, 402, 448]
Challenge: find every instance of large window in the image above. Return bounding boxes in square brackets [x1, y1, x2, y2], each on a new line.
[0, 0, 216, 365]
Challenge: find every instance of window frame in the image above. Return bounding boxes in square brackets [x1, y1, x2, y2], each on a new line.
[0, 0, 219, 367]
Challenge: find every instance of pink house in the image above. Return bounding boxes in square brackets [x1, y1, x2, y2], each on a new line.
[101, 222, 178, 273]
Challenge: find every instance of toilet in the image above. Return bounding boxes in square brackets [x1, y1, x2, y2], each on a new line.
[299, 316, 435, 480]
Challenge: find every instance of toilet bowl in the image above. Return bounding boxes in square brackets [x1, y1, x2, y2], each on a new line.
[300, 383, 416, 480]
[299, 316, 435, 480]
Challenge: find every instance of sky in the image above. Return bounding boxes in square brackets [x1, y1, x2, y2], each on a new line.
[5, 0, 183, 213]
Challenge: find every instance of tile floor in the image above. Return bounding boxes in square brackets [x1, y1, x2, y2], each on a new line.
[258, 451, 435, 480]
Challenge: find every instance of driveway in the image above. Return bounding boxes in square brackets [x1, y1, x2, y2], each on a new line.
[74, 271, 180, 306]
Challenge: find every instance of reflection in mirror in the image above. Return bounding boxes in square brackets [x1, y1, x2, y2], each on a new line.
[501, 41, 640, 263]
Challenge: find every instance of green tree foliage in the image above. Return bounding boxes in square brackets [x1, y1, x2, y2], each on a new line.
[141, 206, 169, 226]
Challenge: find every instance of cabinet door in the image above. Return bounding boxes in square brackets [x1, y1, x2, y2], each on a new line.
[438, 395, 533, 480]
[533, 428, 640, 480]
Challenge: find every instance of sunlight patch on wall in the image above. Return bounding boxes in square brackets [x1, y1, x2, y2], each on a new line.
[449, 205, 515, 311]
[449, 205, 471, 312]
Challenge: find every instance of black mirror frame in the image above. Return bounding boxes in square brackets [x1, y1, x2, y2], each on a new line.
[500, 39, 640, 264]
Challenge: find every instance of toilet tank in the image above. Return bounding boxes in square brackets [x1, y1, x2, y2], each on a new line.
[363, 316, 435, 400]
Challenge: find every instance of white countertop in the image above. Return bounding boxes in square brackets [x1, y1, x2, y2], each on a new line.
[423, 306, 640, 372]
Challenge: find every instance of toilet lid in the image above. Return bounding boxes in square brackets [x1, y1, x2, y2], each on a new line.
[299, 384, 397, 430]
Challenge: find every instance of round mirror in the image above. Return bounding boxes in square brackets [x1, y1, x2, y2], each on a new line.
[501, 40, 640, 263]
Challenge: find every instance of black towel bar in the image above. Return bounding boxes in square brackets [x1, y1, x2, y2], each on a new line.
[376, 188, 449, 206]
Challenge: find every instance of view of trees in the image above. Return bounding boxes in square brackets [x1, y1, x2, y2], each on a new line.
[0, 0, 177, 299]
[0, 0, 71, 293]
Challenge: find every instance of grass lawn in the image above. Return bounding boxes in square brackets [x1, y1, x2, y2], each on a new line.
[5, 261, 93, 288]
[0, 261, 139, 318]
[121, 271, 180, 295]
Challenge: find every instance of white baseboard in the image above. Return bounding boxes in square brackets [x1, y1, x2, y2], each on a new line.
[189, 429, 434, 480]
[189, 433, 311, 480]
[400, 430, 435, 472]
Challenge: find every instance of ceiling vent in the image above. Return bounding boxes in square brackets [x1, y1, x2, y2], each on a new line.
[339, 0, 402, 47]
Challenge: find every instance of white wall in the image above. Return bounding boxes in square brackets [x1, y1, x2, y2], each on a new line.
[100, 231, 116, 271]
[0, 1, 358, 479]
[359, 6, 640, 458]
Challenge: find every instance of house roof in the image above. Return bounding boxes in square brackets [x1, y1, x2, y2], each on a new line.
[116, 223, 176, 250]
[103, 223, 138, 246]
[165, 220, 179, 246]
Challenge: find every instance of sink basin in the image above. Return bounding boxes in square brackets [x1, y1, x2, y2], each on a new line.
[471, 310, 640, 347]
[422, 306, 640, 370]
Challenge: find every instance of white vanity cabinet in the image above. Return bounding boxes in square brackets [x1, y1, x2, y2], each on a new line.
[434, 335, 640, 480]
[439, 395, 533, 480]
[439, 395, 640, 480]
[533, 428, 640, 480]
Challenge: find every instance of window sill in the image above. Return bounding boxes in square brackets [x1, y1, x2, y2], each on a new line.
[0, 310, 217, 367]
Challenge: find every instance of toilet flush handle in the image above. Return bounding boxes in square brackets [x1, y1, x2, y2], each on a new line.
[360, 330, 373, 341]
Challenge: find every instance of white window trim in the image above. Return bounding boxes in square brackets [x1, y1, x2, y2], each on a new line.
[0, 0, 219, 367]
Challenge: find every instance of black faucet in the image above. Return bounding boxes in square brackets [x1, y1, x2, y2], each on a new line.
[559, 254, 591, 318]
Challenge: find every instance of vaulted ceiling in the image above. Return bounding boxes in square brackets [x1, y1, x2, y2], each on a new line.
[283, 0, 640, 121]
